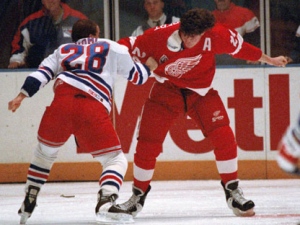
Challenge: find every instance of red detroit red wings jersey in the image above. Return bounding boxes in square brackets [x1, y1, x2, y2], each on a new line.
[119, 22, 262, 89]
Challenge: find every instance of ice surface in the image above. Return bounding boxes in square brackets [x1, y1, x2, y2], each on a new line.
[1, 179, 300, 225]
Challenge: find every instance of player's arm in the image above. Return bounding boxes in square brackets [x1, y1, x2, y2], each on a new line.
[258, 54, 288, 67]
[8, 50, 58, 113]
[118, 34, 151, 64]
[219, 26, 288, 66]
[236, 41, 288, 67]
[8, 71, 52, 113]
[115, 43, 152, 85]
[8, 74, 45, 113]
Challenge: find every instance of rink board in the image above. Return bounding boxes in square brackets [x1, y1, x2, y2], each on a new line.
[0, 66, 299, 182]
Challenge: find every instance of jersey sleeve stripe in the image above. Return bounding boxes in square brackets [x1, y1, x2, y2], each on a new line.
[128, 62, 150, 85]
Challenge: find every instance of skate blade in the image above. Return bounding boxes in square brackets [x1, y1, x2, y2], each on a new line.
[232, 207, 255, 217]
[19, 212, 30, 224]
[96, 212, 134, 224]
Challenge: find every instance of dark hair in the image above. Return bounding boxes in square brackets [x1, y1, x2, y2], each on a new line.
[179, 8, 215, 35]
[71, 19, 98, 42]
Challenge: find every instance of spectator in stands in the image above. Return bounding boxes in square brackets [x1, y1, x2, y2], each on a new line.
[131, 0, 180, 37]
[286, 25, 300, 64]
[0, 0, 20, 68]
[8, 0, 87, 69]
[212, 0, 260, 65]
[64, 0, 104, 38]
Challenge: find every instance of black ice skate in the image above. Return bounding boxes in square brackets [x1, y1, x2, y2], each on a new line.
[95, 189, 133, 224]
[116, 185, 151, 217]
[18, 185, 40, 224]
[222, 180, 255, 217]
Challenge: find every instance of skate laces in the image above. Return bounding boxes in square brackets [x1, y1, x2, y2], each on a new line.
[109, 194, 117, 204]
[231, 188, 248, 204]
[121, 194, 140, 210]
[22, 186, 39, 213]
[28, 192, 37, 203]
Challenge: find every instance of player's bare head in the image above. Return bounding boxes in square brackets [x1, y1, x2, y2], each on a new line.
[72, 19, 100, 42]
[179, 8, 215, 36]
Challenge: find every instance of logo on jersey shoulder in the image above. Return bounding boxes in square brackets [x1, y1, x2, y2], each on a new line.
[165, 54, 202, 78]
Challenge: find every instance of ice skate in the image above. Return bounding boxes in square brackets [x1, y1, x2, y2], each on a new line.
[116, 185, 151, 217]
[18, 185, 40, 224]
[277, 126, 300, 175]
[222, 180, 255, 217]
[95, 189, 134, 224]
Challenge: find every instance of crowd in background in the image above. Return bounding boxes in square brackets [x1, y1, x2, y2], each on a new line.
[0, 0, 103, 68]
[1, 0, 300, 68]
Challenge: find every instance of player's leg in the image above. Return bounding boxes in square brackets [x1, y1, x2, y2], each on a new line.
[74, 97, 133, 223]
[94, 151, 133, 223]
[116, 100, 172, 218]
[18, 89, 72, 224]
[18, 143, 60, 224]
[188, 89, 255, 217]
[277, 114, 300, 174]
[117, 82, 183, 217]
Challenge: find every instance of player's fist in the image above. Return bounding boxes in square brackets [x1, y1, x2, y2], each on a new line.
[270, 56, 288, 67]
[8, 93, 27, 112]
[145, 57, 158, 71]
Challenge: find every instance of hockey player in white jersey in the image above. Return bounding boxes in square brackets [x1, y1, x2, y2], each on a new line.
[8, 19, 157, 224]
[277, 113, 300, 175]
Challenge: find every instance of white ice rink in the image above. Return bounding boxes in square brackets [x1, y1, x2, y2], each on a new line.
[1, 179, 300, 225]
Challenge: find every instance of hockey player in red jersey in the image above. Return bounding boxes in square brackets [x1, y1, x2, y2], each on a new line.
[117, 8, 288, 217]
[8, 19, 156, 224]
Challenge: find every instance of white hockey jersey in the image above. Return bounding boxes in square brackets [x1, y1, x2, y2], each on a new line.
[20, 37, 151, 113]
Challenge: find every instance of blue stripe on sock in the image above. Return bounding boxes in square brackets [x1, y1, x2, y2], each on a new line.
[28, 177, 45, 185]
[30, 164, 50, 173]
[102, 181, 120, 191]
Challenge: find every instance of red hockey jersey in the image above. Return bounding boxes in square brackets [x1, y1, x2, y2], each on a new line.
[118, 22, 262, 89]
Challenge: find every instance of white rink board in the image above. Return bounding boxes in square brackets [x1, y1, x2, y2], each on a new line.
[1, 66, 300, 163]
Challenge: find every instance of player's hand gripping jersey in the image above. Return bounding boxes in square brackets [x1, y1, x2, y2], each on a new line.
[20, 37, 151, 112]
[118, 22, 262, 89]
